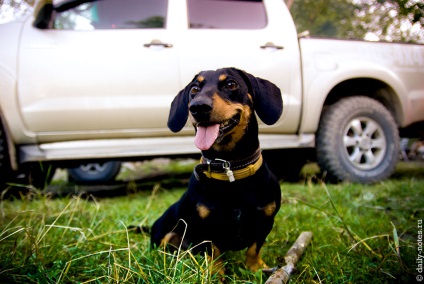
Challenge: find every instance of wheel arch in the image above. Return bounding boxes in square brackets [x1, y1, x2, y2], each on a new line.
[322, 78, 404, 127]
[300, 71, 409, 134]
[0, 114, 18, 171]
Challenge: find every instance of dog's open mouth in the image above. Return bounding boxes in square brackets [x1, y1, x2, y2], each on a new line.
[194, 114, 241, 150]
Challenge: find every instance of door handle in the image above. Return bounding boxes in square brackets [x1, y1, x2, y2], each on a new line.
[260, 42, 284, 50]
[144, 39, 173, 48]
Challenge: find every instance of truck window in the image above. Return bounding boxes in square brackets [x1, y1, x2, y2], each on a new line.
[187, 0, 266, 29]
[53, 0, 168, 30]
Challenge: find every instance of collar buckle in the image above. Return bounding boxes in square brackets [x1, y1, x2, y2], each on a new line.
[195, 149, 262, 182]
[214, 159, 235, 182]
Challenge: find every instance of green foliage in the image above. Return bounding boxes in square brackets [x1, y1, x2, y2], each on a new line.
[391, 0, 424, 25]
[0, 162, 422, 283]
[288, 0, 424, 43]
[126, 16, 165, 29]
[355, 0, 424, 42]
[290, 0, 359, 38]
[0, 0, 35, 22]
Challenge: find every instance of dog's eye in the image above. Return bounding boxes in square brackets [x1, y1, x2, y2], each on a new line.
[226, 80, 237, 90]
[190, 86, 200, 95]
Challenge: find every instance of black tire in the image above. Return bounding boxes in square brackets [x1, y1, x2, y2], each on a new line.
[0, 122, 13, 187]
[68, 161, 121, 184]
[1, 122, 56, 191]
[316, 97, 399, 183]
[1, 120, 57, 192]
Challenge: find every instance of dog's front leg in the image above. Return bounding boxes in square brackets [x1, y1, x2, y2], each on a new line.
[160, 232, 183, 248]
[208, 244, 226, 279]
[245, 242, 268, 271]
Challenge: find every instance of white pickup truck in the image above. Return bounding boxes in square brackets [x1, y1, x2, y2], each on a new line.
[0, 0, 423, 187]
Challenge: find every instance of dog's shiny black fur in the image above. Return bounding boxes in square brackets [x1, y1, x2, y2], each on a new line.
[151, 67, 283, 271]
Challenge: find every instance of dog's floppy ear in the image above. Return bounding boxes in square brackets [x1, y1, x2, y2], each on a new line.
[168, 87, 190, 133]
[167, 76, 197, 132]
[235, 68, 283, 125]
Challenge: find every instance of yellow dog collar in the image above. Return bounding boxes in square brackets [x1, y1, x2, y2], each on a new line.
[199, 154, 263, 182]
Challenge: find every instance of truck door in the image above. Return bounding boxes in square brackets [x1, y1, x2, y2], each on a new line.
[18, 0, 178, 138]
[177, 0, 302, 133]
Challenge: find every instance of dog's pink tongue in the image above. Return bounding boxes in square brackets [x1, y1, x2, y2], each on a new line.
[194, 124, 220, 150]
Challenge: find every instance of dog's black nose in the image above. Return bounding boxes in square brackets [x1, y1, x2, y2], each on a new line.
[189, 100, 213, 120]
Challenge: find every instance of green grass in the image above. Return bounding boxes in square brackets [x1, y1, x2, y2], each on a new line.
[0, 162, 423, 283]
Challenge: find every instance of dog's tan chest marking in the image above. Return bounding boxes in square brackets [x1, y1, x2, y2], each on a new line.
[259, 201, 277, 217]
[196, 203, 211, 219]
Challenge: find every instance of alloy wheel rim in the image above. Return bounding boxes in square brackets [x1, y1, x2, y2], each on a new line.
[342, 117, 386, 170]
[80, 163, 108, 175]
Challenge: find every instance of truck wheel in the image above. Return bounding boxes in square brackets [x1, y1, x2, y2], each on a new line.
[0, 123, 13, 186]
[68, 161, 121, 184]
[316, 97, 399, 183]
[1, 122, 55, 190]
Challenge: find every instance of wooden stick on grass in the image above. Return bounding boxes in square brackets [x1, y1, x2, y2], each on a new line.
[265, 231, 313, 284]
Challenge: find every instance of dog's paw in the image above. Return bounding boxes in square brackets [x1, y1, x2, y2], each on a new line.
[246, 257, 268, 272]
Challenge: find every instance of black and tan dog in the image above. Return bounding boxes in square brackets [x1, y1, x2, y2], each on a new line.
[151, 67, 283, 273]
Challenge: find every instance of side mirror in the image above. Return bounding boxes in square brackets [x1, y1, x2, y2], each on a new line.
[32, 0, 96, 29]
[33, 0, 54, 29]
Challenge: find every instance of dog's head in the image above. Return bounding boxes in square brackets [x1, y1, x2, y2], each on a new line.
[168, 68, 283, 151]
